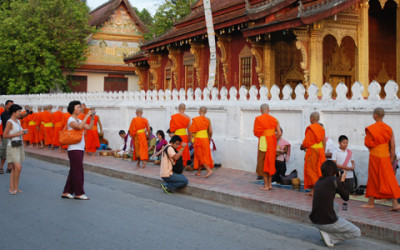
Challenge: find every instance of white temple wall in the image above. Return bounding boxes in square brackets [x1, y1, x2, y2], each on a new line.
[3, 81, 400, 185]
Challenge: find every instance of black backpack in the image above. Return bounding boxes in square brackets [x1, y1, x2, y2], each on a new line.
[163, 146, 184, 174]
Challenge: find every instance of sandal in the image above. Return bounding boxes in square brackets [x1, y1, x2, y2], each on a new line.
[75, 195, 90, 200]
[61, 193, 74, 199]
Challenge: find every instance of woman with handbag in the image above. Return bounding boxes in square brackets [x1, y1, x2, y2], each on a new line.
[3, 104, 28, 195]
[61, 100, 94, 200]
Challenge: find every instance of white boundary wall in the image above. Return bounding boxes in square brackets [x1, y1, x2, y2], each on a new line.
[3, 80, 400, 184]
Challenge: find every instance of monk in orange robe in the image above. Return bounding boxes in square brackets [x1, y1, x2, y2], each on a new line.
[41, 105, 54, 149]
[189, 106, 214, 178]
[0, 104, 5, 138]
[77, 103, 88, 121]
[361, 108, 400, 211]
[52, 106, 64, 148]
[35, 106, 45, 148]
[300, 112, 326, 196]
[60, 111, 71, 152]
[27, 111, 38, 147]
[170, 103, 191, 166]
[253, 104, 282, 191]
[129, 109, 150, 168]
[85, 108, 102, 155]
[20, 107, 29, 146]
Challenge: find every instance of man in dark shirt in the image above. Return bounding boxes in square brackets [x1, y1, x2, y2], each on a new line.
[0, 100, 13, 174]
[309, 160, 360, 247]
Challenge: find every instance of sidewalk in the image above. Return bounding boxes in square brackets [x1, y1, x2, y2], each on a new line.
[26, 147, 400, 245]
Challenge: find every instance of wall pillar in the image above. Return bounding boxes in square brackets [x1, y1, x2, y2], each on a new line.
[309, 22, 323, 96]
[263, 39, 275, 89]
[358, 0, 370, 97]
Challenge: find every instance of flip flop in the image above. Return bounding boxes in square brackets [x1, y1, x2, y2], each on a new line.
[61, 193, 74, 199]
[74, 195, 90, 200]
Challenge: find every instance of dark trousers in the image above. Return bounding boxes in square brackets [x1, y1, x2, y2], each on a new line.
[272, 160, 287, 183]
[63, 150, 85, 195]
[345, 178, 355, 194]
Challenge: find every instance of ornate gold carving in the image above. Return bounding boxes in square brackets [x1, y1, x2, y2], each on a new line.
[294, 28, 310, 85]
[375, 62, 393, 83]
[149, 68, 158, 89]
[135, 68, 145, 89]
[216, 35, 231, 84]
[100, 5, 141, 36]
[168, 48, 180, 88]
[250, 43, 264, 84]
[190, 43, 202, 84]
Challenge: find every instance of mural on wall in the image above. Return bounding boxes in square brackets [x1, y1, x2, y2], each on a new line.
[86, 40, 140, 65]
[100, 6, 141, 36]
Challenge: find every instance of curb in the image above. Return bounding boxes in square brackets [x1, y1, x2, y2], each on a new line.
[26, 151, 400, 245]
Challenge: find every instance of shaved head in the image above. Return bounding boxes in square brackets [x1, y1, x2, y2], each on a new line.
[373, 107, 385, 118]
[199, 106, 207, 114]
[136, 108, 143, 115]
[260, 104, 269, 114]
[310, 112, 320, 122]
[178, 103, 186, 111]
[58, 106, 63, 111]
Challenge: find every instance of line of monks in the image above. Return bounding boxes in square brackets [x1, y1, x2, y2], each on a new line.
[6, 104, 103, 155]
[128, 104, 214, 177]
[254, 104, 400, 211]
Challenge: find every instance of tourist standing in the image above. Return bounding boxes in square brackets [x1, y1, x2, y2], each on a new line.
[0, 100, 14, 174]
[3, 104, 28, 194]
[61, 101, 94, 200]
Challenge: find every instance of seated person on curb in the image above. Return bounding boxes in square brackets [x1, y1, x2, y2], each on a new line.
[160, 135, 188, 194]
[272, 127, 291, 184]
[148, 127, 157, 157]
[309, 160, 360, 247]
[117, 130, 132, 155]
[150, 130, 168, 162]
[332, 135, 356, 194]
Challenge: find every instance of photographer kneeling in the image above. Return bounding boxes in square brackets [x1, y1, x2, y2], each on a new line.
[160, 135, 188, 194]
[309, 160, 361, 247]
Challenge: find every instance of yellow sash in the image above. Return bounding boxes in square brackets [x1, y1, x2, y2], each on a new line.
[44, 122, 53, 127]
[41, 121, 45, 125]
[311, 141, 323, 149]
[259, 129, 275, 152]
[174, 128, 187, 136]
[194, 130, 208, 138]
[370, 143, 390, 158]
[137, 129, 146, 133]
[29, 121, 36, 126]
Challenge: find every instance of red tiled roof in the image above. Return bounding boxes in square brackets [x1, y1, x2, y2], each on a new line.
[89, 0, 148, 33]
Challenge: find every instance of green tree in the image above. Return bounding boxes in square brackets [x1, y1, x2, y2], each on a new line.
[0, 0, 94, 94]
[143, 0, 193, 41]
[133, 7, 153, 28]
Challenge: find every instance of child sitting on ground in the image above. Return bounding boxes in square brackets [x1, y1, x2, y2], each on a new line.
[332, 135, 356, 194]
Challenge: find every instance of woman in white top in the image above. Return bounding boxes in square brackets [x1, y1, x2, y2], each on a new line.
[62, 101, 94, 200]
[3, 104, 28, 195]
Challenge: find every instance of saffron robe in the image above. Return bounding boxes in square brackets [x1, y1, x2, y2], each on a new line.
[20, 111, 29, 141]
[35, 112, 45, 142]
[52, 111, 63, 147]
[302, 123, 326, 189]
[189, 116, 214, 170]
[27, 113, 38, 143]
[61, 112, 71, 150]
[41, 111, 54, 145]
[129, 117, 149, 161]
[170, 113, 190, 165]
[85, 115, 100, 153]
[365, 121, 400, 199]
[253, 113, 278, 175]
[0, 107, 4, 136]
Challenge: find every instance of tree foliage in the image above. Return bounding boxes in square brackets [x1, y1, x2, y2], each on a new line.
[143, 0, 194, 41]
[133, 7, 153, 28]
[0, 0, 94, 94]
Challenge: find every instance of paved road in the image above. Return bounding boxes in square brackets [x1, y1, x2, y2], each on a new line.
[0, 157, 397, 250]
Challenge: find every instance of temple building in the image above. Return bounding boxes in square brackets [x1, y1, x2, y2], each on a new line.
[66, 0, 147, 92]
[124, 0, 399, 98]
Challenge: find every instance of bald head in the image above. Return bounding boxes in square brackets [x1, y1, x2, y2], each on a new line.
[310, 112, 320, 123]
[58, 106, 63, 111]
[136, 108, 143, 116]
[178, 103, 186, 112]
[373, 107, 385, 121]
[199, 106, 207, 115]
[260, 104, 269, 114]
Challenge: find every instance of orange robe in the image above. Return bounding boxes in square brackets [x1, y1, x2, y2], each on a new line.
[52, 111, 63, 147]
[20, 111, 29, 141]
[85, 115, 100, 153]
[170, 113, 190, 165]
[61, 112, 71, 150]
[35, 112, 45, 142]
[28, 113, 38, 143]
[0, 107, 4, 136]
[129, 117, 149, 161]
[41, 111, 54, 146]
[365, 121, 400, 199]
[189, 116, 214, 170]
[302, 123, 326, 189]
[253, 113, 278, 175]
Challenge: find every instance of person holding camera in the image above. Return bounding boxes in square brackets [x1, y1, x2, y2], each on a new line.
[160, 135, 188, 194]
[3, 104, 28, 195]
[309, 160, 360, 247]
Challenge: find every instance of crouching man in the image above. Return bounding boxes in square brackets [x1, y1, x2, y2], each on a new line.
[309, 160, 361, 247]
[160, 135, 188, 194]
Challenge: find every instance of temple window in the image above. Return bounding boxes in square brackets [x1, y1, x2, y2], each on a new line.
[239, 44, 252, 89]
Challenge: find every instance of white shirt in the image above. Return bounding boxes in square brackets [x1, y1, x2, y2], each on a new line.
[325, 137, 336, 160]
[160, 145, 176, 178]
[332, 147, 354, 179]
[67, 117, 85, 151]
[119, 134, 132, 152]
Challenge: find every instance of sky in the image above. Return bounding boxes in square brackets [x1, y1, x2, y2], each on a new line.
[86, 0, 162, 15]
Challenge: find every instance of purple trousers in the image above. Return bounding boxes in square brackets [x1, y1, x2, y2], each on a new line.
[63, 150, 85, 195]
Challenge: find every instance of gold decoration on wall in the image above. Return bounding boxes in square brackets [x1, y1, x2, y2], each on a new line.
[375, 62, 392, 83]
[216, 35, 231, 84]
[190, 42, 203, 84]
[168, 48, 180, 88]
[293, 28, 310, 85]
[250, 43, 264, 84]
[135, 68, 145, 89]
